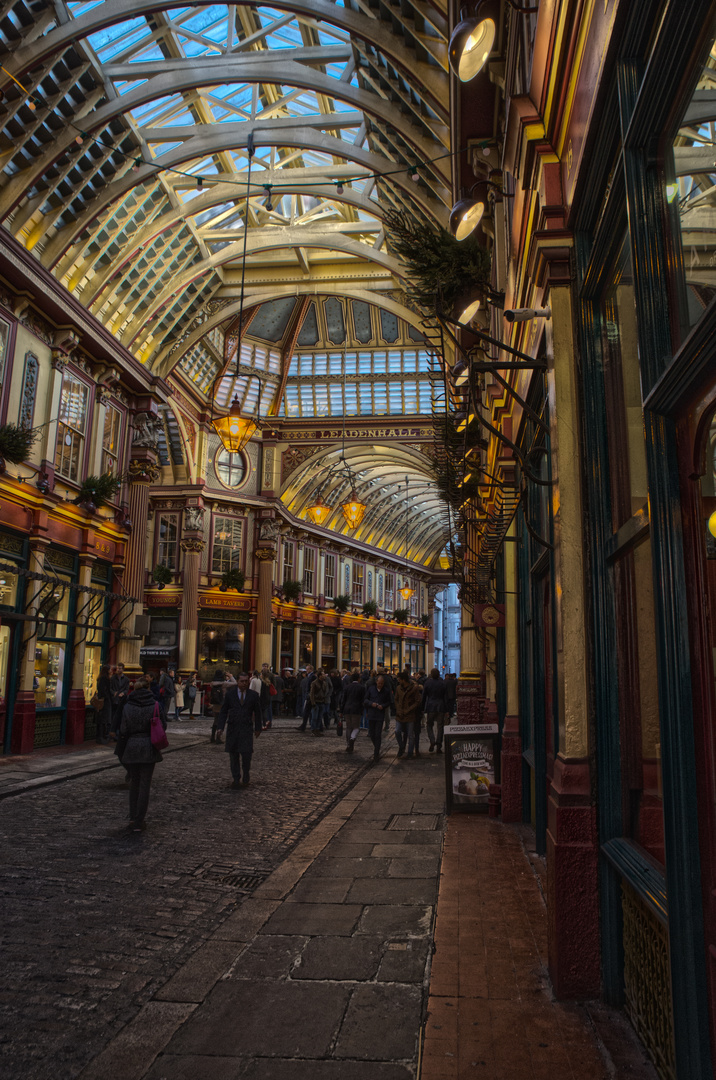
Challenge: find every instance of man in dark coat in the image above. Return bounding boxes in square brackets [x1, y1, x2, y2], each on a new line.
[422, 667, 447, 753]
[216, 672, 263, 789]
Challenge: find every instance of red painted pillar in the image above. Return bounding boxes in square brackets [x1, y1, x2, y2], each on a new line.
[500, 713, 522, 822]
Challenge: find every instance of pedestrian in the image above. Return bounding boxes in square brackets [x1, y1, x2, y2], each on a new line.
[309, 669, 331, 735]
[339, 670, 365, 752]
[445, 672, 457, 718]
[158, 667, 175, 716]
[116, 677, 166, 832]
[296, 665, 316, 731]
[110, 662, 129, 739]
[364, 674, 391, 762]
[94, 663, 112, 744]
[422, 667, 447, 753]
[209, 667, 234, 743]
[283, 669, 296, 716]
[260, 663, 276, 728]
[272, 668, 284, 717]
[173, 671, 184, 720]
[394, 671, 422, 758]
[186, 673, 199, 716]
[216, 672, 262, 789]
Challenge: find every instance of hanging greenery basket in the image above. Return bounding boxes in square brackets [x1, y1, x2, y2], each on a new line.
[0, 423, 39, 472]
[384, 208, 493, 319]
[153, 564, 172, 590]
[394, 608, 410, 624]
[219, 568, 245, 593]
[419, 613, 430, 628]
[333, 594, 351, 613]
[362, 599, 378, 617]
[74, 472, 122, 511]
[281, 578, 302, 602]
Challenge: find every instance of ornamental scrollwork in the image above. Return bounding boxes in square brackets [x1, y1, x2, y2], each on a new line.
[128, 459, 160, 483]
[181, 537, 206, 554]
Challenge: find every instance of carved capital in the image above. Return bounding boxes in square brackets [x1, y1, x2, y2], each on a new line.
[128, 458, 160, 483]
[255, 547, 276, 562]
[181, 537, 205, 554]
[51, 354, 67, 373]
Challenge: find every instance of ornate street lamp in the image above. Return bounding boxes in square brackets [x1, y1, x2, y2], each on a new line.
[341, 489, 367, 529]
[306, 492, 332, 526]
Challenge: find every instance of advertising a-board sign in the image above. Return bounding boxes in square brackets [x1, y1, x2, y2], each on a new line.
[444, 723, 499, 813]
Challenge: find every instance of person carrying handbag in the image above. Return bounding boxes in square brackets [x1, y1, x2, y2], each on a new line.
[116, 678, 167, 833]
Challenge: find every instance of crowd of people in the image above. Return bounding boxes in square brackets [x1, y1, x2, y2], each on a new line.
[95, 659, 457, 831]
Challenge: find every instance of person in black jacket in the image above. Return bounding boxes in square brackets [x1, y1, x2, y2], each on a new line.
[95, 663, 113, 744]
[364, 675, 392, 762]
[339, 671, 365, 752]
[422, 668, 447, 753]
[216, 672, 263, 788]
[117, 678, 166, 832]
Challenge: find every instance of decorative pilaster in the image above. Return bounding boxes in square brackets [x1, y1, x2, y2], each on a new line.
[116, 448, 161, 676]
[66, 555, 96, 744]
[255, 545, 276, 668]
[13, 540, 48, 753]
[336, 627, 344, 670]
[179, 532, 205, 675]
[501, 519, 522, 822]
[293, 621, 301, 670]
[315, 627, 323, 671]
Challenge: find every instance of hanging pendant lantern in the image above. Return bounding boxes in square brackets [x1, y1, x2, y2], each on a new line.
[341, 489, 367, 529]
[306, 495, 332, 526]
[399, 580, 414, 601]
[212, 394, 258, 453]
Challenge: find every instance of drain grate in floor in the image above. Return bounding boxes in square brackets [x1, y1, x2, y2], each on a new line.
[386, 814, 442, 831]
[193, 864, 270, 890]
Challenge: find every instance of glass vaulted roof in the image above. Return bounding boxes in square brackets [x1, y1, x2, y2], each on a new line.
[2, 0, 453, 564]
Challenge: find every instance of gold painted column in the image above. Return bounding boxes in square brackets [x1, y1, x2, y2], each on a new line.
[336, 628, 344, 670]
[179, 535, 204, 675]
[116, 453, 160, 677]
[274, 618, 283, 672]
[12, 539, 48, 753]
[65, 554, 96, 745]
[254, 545, 276, 668]
[501, 518, 522, 821]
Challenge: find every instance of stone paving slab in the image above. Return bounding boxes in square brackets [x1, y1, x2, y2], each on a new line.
[261, 901, 364, 936]
[77, 1001, 198, 1080]
[292, 935, 384, 980]
[334, 984, 423, 1060]
[239, 1061, 413, 1080]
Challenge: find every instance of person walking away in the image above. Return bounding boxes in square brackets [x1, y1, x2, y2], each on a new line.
[283, 670, 295, 716]
[364, 674, 391, 762]
[340, 671, 365, 752]
[95, 663, 113, 744]
[117, 677, 166, 832]
[329, 669, 342, 727]
[260, 663, 276, 728]
[210, 667, 235, 743]
[272, 669, 284, 717]
[309, 670, 331, 735]
[110, 662, 129, 739]
[296, 665, 316, 730]
[394, 672, 422, 758]
[186, 673, 198, 716]
[216, 672, 262, 788]
[422, 667, 447, 753]
[378, 665, 396, 734]
[173, 672, 185, 720]
[445, 672, 457, 718]
[158, 667, 175, 717]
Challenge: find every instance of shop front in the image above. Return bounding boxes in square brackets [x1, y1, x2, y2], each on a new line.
[377, 634, 401, 671]
[198, 612, 249, 681]
[404, 638, 426, 673]
[0, 529, 27, 753]
[342, 629, 372, 670]
[33, 548, 77, 748]
[321, 630, 337, 671]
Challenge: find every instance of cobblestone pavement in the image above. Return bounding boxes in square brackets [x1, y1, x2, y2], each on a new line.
[0, 718, 373, 1080]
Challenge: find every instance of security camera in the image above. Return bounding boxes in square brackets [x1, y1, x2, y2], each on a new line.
[503, 307, 551, 322]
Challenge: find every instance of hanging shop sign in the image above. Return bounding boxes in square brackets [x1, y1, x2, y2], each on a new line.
[474, 603, 505, 627]
[444, 722, 499, 813]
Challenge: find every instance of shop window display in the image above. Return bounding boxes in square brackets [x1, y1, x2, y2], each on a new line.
[34, 576, 71, 708]
[199, 621, 246, 681]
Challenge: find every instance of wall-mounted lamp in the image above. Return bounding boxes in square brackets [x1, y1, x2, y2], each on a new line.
[504, 307, 551, 322]
[449, 1, 538, 83]
[449, 180, 507, 242]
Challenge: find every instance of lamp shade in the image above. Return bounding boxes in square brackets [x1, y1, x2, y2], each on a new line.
[448, 5, 497, 82]
[455, 409, 476, 432]
[341, 489, 367, 528]
[451, 358, 470, 386]
[709, 509, 716, 538]
[212, 395, 258, 452]
[449, 195, 486, 241]
[306, 497, 332, 526]
[399, 582, 414, 601]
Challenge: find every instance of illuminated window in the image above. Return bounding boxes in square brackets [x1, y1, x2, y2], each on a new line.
[55, 374, 89, 482]
[324, 553, 335, 598]
[212, 517, 242, 575]
[101, 404, 122, 476]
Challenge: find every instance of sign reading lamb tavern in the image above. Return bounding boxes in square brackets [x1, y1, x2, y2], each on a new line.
[200, 594, 252, 610]
[285, 426, 432, 441]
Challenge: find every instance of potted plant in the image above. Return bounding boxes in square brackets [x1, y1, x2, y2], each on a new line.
[152, 564, 172, 590]
[419, 613, 430, 628]
[281, 579, 302, 602]
[219, 568, 245, 593]
[74, 472, 122, 513]
[362, 599, 378, 617]
[0, 423, 39, 474]
[333, 594, 351, 613]
[394, 608, 410, 624]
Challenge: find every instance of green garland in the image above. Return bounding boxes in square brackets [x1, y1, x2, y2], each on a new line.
[394, 608, 410, 624]
[220, 568, 245, 592]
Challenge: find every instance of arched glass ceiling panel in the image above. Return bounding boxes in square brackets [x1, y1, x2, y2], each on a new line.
[0, 0, 450, 368]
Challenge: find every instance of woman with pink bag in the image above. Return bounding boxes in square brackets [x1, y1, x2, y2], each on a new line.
[117, 677, 167, 833]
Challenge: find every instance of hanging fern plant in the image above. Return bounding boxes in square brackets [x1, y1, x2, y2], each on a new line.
[281, 579, 302, 602]
[0, 423, 39, 468]
[383, 208, 493, 319]
[333, 594, 351, 613]
[394, 608, 410, 624]
[75, 472, 122, 511]
[362, 599, 378, 617]
[152, 564, 172, 589]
